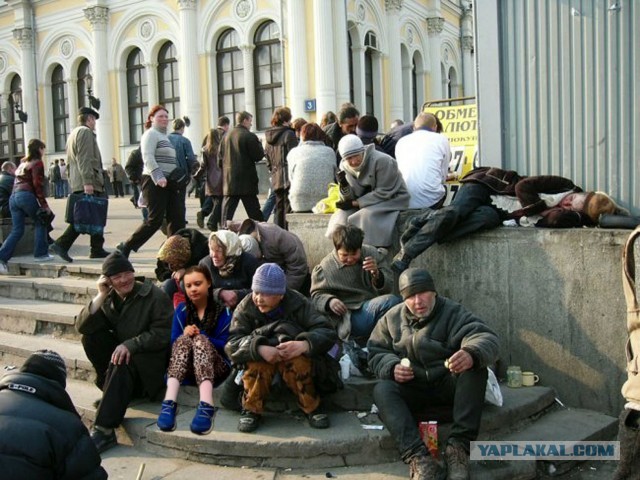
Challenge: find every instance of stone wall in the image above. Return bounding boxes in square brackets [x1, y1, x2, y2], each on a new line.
[288, 212, 631, 416]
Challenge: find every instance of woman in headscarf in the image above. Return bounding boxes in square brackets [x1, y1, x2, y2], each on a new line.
[198, 230, 259, 309]
[156, 266, 232, 435]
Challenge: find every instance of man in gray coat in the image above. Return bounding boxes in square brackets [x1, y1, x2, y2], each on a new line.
[368, 268, 499, 480]
[220, 111, 265, 227]
[50, 107, 109, 262]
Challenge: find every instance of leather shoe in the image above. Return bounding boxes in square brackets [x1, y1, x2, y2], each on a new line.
[115, 242, 131, 258]
[90, 428, 117, 454]
[49, 243, 73, 263]
[90, 249, 110, 259]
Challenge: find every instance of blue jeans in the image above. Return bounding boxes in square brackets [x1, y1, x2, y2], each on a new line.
[261, 188, 276, 221]
[350, 294, 402, 339]
[0, 190, 48, 261]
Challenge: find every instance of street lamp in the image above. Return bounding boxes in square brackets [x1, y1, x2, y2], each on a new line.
[11, 91, 28, 123]
[85, 73, 101, 110]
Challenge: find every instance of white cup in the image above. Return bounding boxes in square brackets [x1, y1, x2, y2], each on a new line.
[522, 371, 539, 386]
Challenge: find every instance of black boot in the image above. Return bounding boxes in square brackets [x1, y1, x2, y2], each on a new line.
[613, 408, 640, 480]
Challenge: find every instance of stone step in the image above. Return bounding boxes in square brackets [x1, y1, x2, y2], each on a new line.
[2, 257, 156, 280]
[0, 297, 82, 338]
[0, 276, 98, 306]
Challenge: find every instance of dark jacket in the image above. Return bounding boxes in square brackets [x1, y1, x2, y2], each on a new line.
[368, 295, 500, 384]
[220, 124, 265, 196]
[323, 122, 344, 165]
[202, 127, 226, 197]
[198, 251, 260, 304]
[226, 289, 337, 365]
[0, 171, 15, 217]
[0, 372, 107, 480]
[155, 228, 210, 282]
[76, 280, 173, 400]
[264, 126, 298, 190]
[379, 123, 414, 159]
[461, 167, 590, 227]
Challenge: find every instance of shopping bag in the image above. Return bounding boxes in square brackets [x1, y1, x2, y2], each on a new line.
[312, 183, 340, 214]
[72, 194, 108, 235]
[484, 368, 503, 407]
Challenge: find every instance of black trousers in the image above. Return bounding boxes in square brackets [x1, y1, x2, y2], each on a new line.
[124, 176, 185, 252]
[273, 188, 288, 230]
[112, 181, 124, 197]
[82, 330, 143, 429]
[55, 191, 106, 254]
[373, 367, 488, 461]
[221, 195, 263, 228]
[201, 195, 224, 230]
[401, 183, 502, 260]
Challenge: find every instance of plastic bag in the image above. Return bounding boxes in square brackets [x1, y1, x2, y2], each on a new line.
[484, 368, 503, 407]
[312, 183, 340, 214]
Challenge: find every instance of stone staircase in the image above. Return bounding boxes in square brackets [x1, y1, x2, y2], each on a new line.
[0, 259, 619, 479]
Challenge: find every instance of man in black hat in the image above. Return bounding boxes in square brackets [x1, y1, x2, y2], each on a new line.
[76, 252, 173, 453]
[0, 349, 107, 478]
[50, 107, 110, 262]
[368, 268, 499, 480]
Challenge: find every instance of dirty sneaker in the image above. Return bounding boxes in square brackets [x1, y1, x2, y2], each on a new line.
[445, 441, 470, 480]
[409, 453, 445, 480]
[237, 410, 261, 433]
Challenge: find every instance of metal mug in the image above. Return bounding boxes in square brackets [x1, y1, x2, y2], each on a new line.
[522, 371, 539, 386]
[507, 365, 522, 388]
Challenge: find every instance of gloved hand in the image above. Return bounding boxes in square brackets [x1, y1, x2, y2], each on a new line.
[335, 200, 353, 210]
[336, 170, 349, 188]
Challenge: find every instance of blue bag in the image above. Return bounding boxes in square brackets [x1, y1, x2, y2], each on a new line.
[72, 194, 108, 235]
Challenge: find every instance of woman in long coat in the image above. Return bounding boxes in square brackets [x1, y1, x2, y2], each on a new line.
[326, 135, 409, 247]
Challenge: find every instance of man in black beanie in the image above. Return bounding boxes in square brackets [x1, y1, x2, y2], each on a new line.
[0, 349, 107, 478]
[367, 268, 500, 480]
[76, 252, 173, 453]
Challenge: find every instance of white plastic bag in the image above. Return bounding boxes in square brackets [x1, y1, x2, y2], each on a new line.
[484, 368, 503, 407]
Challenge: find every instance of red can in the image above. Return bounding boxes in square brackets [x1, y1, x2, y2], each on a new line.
[427, 421, 439, 458]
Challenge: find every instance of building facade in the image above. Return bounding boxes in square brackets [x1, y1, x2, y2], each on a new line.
[0, 0, 473, 167]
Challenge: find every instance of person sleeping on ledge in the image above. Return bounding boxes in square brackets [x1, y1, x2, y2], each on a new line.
[392, 166, 628, 273]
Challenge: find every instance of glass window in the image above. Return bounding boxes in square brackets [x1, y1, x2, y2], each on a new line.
[51, 65, 70, 152]
[0, 75, 25, 164]
[253, 21, 282, 130]
[412, 57, 418, 119]
[77, 59, 91, 108]
[216, 29, 243, 123]
[158, 41, 180, 120]
[126, 48, 148, 144]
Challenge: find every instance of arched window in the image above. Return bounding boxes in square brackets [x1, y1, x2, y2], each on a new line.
[158, 41, 180, 119]
[364, 31, 378, 115]
[253, 21, 282, 130]
[77, 59, 91, 108]
[0, 76, 25, 164]
[51, 65, 69, 152]
[412, 57, 418, 119]
[448, 66, 458, 100]
[217, 29, 244, 123]
[126, 48, 148, 144]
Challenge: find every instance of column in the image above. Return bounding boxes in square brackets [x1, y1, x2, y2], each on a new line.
[286, 0, 309, 118]
[84, 6, 113, 167]
[352, 46, 366, 110]
[461, 4, 475, 99]
[145, 63, 160, 107]
[176, 0, 202, 145]
[461, 36, 475, 98]
[13, 27, 39, 143]
[333, 0, 350, 107]
[239, 45, 256, 126]
[313, 0, 336, 118]
[427, 16, 444, 101]
[385, 0, 404, 122]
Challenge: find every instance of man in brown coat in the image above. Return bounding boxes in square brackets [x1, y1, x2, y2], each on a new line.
[220, 111, 265, 227]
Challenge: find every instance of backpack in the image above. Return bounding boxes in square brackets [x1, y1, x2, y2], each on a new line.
[125, 147, 143, 183]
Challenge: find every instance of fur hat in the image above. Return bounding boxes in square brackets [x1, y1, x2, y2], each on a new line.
[20, 349, 67, 387]
[158, 235, 191, 269]
[583, 192, 621, 223]
[239, 234, 261, 259]
[338, 134, 365, 159]
[102, 252, 134, 277]
[399, 268, 436, 300]
[252, 263, 286, 295]
[79, 107, 100, 120]
[210, 230, 242, 257]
